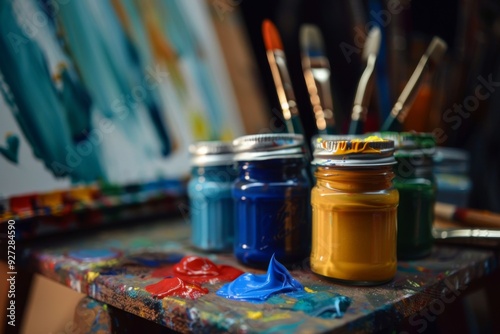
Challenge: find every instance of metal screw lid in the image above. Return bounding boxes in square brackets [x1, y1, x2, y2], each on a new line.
[233, 134, 305, 161]
[189, 141, 234, 166]
[311, 134, 365, 150]
[370, 132, 436, 157]
[313, 136, 396, 166]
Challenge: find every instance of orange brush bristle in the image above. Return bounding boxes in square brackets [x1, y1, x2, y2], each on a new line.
[262, 19, 283, 51]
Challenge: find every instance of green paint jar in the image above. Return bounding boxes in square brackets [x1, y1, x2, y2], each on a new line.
[377, 132, 437, 260]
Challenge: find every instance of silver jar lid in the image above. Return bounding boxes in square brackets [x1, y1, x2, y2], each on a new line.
[233, 134, 305, 161]
[313, 136, 396, 166]
[189, 141, 234, 166]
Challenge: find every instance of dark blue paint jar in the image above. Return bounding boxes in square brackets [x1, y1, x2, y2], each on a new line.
[188, 142, 236, 251]
[232, 134, 311, 267]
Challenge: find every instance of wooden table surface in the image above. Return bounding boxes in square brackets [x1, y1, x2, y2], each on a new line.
[28, 218, 498, 333]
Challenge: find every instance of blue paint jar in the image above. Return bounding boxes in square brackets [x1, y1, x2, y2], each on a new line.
[232, 134, 311, 267]
[188, 141, 236, 251]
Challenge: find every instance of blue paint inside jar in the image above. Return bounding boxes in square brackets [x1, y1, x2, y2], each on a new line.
[188, 165, 236, 251]
[233, 158, 311, 267]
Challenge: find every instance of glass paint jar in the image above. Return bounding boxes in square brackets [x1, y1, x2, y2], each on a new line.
[386, 132, 437, 260]
[188, 141, 236, 251]
[433, 147, 471, 207]
[311, 137, 398, 285]
[232, 134, 311, 268]
[310, 134, 364, 185]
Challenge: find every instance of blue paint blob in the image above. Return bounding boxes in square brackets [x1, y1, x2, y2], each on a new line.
[216, 254, 304, 302]
[292, 292, 351, 319]
[68, 249, 120, 262]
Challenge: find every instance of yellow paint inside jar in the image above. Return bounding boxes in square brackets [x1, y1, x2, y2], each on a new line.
[310, 166, 398, 284]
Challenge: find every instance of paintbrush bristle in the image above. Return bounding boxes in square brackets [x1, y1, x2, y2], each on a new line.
[362, 26, 382, 61]
[426, 37, 448, 64]
[262, 19, 284, 51]
[299, 24, 325, 57]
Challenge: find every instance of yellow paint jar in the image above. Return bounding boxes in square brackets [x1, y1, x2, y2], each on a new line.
[310, 137, 398, 285]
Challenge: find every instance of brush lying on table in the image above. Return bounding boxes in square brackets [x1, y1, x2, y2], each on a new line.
[433, 203, 500, 246]
[435, 202, 500, 229]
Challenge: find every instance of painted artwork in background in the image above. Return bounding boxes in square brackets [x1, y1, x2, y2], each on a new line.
[0, 0, 243, 199]
[1, 178, 185, 239]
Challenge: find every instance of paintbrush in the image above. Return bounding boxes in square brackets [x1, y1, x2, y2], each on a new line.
[348, 26, 381, 134]
[262, 19, 305, 136]
[381, 37, 447, 132]
[435, 202, 500, 230]
[299, 24, 336, 135]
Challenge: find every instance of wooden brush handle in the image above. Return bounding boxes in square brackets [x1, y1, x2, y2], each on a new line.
[435, 202, 500, 229]
[453, 207, 500, 229]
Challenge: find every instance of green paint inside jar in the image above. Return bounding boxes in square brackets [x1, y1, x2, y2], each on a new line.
[391, 133, 436, 260]
[374, 132, 437, 260]
[394, 171, 436, 259]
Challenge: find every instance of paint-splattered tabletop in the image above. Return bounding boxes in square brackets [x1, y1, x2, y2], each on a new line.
[30, 218, 498, 333]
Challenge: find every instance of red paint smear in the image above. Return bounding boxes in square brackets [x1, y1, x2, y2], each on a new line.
[145, 277, 208, 299]
[151, 256, 244, 284]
